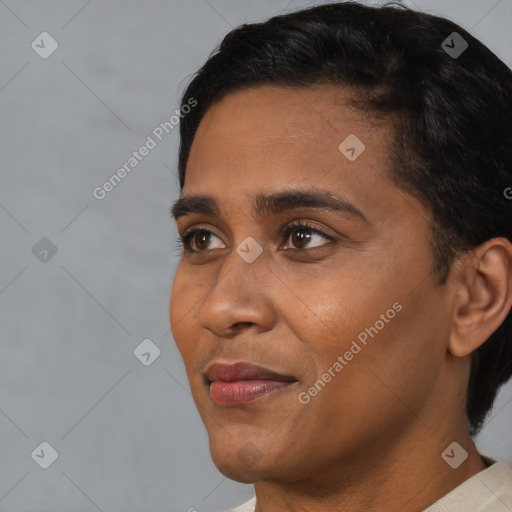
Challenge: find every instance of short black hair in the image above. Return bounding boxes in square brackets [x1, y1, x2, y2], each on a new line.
[177, 1, 512, 435]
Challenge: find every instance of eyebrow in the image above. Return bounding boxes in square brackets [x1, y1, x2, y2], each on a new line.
[170, 189, 367, 223]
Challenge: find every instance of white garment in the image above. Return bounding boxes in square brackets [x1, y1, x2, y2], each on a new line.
[228, 496, 256, 512]
[228, 461, 512, 512]
[424, 461, 512, 512]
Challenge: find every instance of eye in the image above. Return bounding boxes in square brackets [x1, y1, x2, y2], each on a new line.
[280, 221, 334, 250]
[177, 228, 224, 252]
[177, 221, 334, 254]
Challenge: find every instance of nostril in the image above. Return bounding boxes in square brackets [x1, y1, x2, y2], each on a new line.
[232, 322, 254, 329]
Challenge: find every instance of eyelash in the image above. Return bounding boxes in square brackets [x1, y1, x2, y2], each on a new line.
[176, 221, 334, 253]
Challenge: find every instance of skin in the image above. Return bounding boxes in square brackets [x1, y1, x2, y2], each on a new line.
[169, 84, 512, 511]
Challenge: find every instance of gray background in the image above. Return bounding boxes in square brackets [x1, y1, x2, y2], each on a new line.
[1, 0, 511, 511]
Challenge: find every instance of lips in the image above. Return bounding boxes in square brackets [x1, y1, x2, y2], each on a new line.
[206, 362, 296, 383]
[205, 362, 298, 406]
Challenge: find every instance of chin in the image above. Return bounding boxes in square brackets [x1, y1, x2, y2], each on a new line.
[211, 453, 264, 483]
[206, 435, 271, 482]
[209, 439, 305, 484]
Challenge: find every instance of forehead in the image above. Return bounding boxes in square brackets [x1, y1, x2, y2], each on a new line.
[183, 84, 393, 193]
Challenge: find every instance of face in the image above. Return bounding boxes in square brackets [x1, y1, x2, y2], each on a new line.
[170, 85, 452, 483]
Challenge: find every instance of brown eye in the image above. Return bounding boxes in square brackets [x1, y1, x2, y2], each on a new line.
[283, 222, 333, 250]
[178, 221, 333, 254]
[192, 230, 211, 251]
[291, 229, 313, 249]
[179, 229, 223, 252]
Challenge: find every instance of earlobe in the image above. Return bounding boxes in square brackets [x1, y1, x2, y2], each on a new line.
[448, 238, 512, 359]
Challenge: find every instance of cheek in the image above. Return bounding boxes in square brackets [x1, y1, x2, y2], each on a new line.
[281, 254, 432, 399]
[278, 259, 397, 356]
[328, 286, 447, 426]
[288, 306, 432, 452]
[169, 265, 204, 360]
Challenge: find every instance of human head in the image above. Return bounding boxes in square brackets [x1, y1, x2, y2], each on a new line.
[173, 1, 512, 437]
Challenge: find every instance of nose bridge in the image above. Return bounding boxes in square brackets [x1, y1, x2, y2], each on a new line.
[213, 237, 269, 303]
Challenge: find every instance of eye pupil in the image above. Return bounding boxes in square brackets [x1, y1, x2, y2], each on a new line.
[195, 230, 210, 250]
[292, 229, 312, 248]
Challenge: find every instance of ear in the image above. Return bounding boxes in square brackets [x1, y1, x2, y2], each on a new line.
[448, 237, 512, 358]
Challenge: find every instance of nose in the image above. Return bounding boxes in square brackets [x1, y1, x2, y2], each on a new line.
[197, 250, 276, 338]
